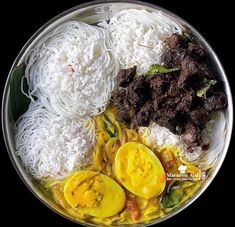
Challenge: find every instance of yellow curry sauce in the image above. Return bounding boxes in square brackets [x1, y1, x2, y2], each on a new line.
[46, 104, 203, 225]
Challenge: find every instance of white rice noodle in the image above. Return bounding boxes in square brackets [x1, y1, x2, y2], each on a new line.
[24, 21, 119, 118]
[108, 9, 183, 75]
[198, 112, 227, 170]
[139, 111, 227, 171]
[138, 122, 182, 148]
[15, 100, 95, 179]
[181, 146, 202, 163]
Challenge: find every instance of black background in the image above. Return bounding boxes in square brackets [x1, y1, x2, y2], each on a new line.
[0, 0, 234, 226]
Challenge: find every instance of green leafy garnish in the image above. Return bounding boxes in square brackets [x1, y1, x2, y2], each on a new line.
[146, 64, 179, 76]
[10, 63, 31, 121]
[103, 114, 118, 137]
[196, 79, 217, 97]
[161, 186, 184, 208]
[183, 32, 194, 42]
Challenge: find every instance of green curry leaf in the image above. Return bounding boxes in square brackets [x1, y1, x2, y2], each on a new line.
[161, 186, 184, 208]
[196, 79, 217, 97]
[183, 32, 194, 42]
[10, 64, 31, 121]
[146, 64, 179, 76]
[103, 114, 118, 137]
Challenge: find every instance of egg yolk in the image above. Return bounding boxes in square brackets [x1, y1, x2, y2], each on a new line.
[115, 142, 166, 199]
[64, 171, 126, 217]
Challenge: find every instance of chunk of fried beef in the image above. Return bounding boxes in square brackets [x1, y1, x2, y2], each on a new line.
[113, 33, 228, 151]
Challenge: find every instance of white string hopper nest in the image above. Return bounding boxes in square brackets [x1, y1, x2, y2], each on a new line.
[15, 100, 96, 179]
[24, 21, 119, 118]
[108, 9, 183, 75]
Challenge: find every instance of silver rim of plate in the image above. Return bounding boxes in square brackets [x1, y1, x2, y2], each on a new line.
[1, 0, 233, 226]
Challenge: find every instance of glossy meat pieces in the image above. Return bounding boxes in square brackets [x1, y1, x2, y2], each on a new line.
[113, 33, 228, 149]
[182, 122, 202, 147]
[117, 66, 136, 87]
[127, 76, 149, 108]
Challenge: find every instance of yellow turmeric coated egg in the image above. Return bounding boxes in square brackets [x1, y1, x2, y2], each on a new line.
[63, 171, 126, 218]
[115, 142, 166, 199]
